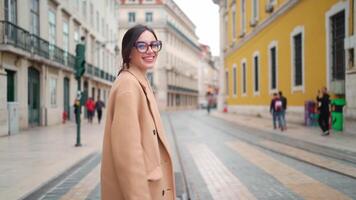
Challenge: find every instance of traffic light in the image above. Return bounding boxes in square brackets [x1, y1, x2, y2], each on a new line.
[75, 42, 86, 79]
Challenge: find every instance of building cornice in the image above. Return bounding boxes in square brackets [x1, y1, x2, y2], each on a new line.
[225, 0, 299, 58]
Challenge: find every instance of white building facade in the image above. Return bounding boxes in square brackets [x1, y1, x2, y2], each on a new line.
[0, 0, 119, 135]
[118, 0, 202, 110]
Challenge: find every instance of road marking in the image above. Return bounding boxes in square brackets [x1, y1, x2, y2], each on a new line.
[59, 164, 101, 200]
[188, 144, 256, 200]
[260, 140, 356, 179]
[227, 140, 352, 200]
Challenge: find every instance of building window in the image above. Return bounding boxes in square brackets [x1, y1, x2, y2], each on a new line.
[145, 12, 153, 23]
[224, 16, 228, 48]
[293, 33, 303, 86]
[225, 70, 229, 95]
[63, 20, 69, 52]
[30, 0, 39, 35]
[74, 23, 80, 44]
[269, 42, 278, 91]
[75, 0, 79, 9]
[128, 12, 136, 23]
[82, 0, 87, 18]
[5, 0, 17, 24]
[253, 53, 260, 93]
[232, 6, 236, 40]
[96, 11, 100, 32]
[331, 11, 345, 81]
[252, 0, 259, 21]
[96, 41, 100, 66]
[291, 26, 304, 90]
[48, 9, 56, 59]
[241, 60, 247, 95]
[63, 19, 69, 65]
[50, 77, 57, 106]
[233, 65, 237, 96]
[48, 10, 56, 45]
[6, 69, 16, 102]
[90, 3, 94, 26]
[240, 0, 246, 35]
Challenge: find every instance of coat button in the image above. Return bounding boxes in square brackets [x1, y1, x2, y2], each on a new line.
[153, 130, 156, 135]
[162, 190, 165, 196]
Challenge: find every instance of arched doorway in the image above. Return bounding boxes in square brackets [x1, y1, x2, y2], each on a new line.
[28, 67, 40, 126]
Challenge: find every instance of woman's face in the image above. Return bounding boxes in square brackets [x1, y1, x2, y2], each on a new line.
[130, 30, 160, 72]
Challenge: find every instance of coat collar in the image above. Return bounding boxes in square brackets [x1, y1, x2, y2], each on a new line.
[127, 64, 150, 90]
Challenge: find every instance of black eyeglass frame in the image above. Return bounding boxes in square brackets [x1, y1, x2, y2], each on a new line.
[134, 40, 163, 53]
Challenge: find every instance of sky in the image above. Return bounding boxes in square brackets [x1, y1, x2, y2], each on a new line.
[174, 0, 220, 56]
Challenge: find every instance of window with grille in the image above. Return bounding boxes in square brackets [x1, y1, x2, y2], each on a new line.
[331, 11, 345, 81]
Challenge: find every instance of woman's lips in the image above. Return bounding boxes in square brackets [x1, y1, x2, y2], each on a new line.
[142, 56, 155, 62]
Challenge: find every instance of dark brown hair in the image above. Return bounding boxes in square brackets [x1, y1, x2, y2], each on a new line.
[118, 24, 158, 75]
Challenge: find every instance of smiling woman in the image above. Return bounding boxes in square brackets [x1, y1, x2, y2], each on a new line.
[101, 24, 176, 200]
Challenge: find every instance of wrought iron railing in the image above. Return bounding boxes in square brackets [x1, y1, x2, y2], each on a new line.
[0, 20, 114, 83]
[168, 85, 198, 94]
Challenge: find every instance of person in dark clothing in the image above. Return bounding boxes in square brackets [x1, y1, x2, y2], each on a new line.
[95, 98, 105, 124]
[279, 91, 287, 130]
[73, 99, 81, 124]
[270, 93, 283, 131]
[316, 87, 331, 136]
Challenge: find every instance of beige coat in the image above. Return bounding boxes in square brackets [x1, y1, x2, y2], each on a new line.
[101, 65, 176, 200]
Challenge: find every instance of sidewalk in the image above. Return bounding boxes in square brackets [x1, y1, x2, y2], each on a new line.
[212, 111, 356, 163]
[0, 120, 104, 200]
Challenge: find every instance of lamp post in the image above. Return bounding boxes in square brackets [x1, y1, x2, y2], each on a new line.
[74, 36, 86, 147]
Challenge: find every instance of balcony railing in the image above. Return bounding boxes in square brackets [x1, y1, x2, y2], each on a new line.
[168, 85, 198, 94]
[0, 20, 115, 83]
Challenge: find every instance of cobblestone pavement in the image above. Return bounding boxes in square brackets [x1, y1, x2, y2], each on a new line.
[9, 110, 356, 200]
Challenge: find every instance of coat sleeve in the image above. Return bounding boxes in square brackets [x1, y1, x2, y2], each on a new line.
[110, 90, 151, 200]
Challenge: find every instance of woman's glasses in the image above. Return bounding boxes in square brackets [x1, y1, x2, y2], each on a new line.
[134, 40, 162, 53]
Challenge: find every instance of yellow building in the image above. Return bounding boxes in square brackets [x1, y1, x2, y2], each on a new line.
[213, 0, 356, 125]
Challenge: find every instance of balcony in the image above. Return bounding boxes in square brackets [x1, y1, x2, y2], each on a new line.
[0, 21, 115, 83]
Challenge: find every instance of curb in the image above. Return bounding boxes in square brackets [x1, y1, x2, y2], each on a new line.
[211, 113, 356, 165]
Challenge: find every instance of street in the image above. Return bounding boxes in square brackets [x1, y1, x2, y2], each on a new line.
[3, 111, 356, 200]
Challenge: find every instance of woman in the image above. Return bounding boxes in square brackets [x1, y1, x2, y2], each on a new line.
[101, 25, 176, 200]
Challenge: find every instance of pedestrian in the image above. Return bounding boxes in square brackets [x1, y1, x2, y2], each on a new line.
[95, 97, 105, 124]
[270, 93, 284, 131]
[206, 92, 213, 114]
[85, 97, 95, 123]
[316, 87, 331, 136]
[73, 99, 81, 124]
[279, 91, 287, 130]
[101, 25, 176, 200]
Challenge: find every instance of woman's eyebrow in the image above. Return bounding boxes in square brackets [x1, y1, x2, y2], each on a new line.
[136, 40, 157, 43]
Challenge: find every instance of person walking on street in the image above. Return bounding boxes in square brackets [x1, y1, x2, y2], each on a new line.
[270, 93, 284, 131]
[95, 98, 105, 124]
[206, 92, 214, 114]
[101, 25, 176, 200]
[317, 87, 331, 136]
[279, 91, 287, 130]
[73, 99, 81, 124]
[85, 97, 95, 124]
